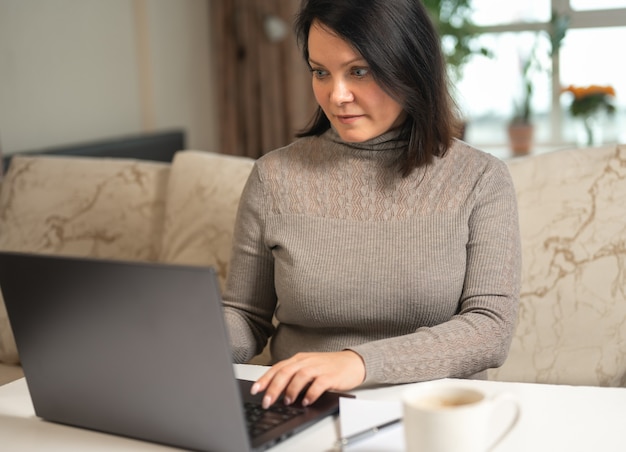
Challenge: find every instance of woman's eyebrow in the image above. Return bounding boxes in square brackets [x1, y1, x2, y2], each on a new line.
[308, 57, 366, 67]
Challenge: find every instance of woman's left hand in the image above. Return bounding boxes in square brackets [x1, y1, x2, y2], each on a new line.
[250, 350, 366, 409]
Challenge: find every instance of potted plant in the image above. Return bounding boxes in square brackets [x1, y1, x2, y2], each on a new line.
[507, 51, 537, 156]
[507, 11, 569, 156]
[562, 84, 616, 146]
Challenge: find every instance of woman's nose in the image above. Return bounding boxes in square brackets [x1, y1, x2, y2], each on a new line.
[330, 79, 354, 105]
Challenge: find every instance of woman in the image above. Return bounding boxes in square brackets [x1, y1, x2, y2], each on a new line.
[222, 0, 521, 410]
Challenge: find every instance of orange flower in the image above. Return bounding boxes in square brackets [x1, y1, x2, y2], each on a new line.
[562, 84, 616, 100]
[561, 84, 616, 118]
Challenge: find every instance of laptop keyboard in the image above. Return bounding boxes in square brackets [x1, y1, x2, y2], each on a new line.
[244, 401, 305, 438]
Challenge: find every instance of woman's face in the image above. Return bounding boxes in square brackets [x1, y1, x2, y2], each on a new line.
[307, 21, 406, 143]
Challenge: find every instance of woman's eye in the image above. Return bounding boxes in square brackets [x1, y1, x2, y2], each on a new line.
[311, 69, 328, 79]
[353, 67, 369, 78]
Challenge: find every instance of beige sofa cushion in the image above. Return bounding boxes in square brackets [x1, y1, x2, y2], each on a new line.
[490, 144, 626, 386]
[0, 362, 24, 386]
[159, 151, 254, 290]
[0, 155, 170, 364]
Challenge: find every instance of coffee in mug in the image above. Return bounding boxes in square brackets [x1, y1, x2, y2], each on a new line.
[402, 382, 520, 452]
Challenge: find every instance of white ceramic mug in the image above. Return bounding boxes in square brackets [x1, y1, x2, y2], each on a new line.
[402, 382, 520, 452]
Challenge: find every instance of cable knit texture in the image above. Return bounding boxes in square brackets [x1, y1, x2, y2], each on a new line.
[223, 128, 521, 385]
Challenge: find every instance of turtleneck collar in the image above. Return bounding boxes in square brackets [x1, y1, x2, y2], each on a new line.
[322, 126, 408, 152]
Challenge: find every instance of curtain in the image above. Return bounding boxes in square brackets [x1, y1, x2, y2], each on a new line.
[211, 0, 316, 159]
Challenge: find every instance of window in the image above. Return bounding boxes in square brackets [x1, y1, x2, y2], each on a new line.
[471, 0, 550, 24]
[457, 1, 626, 153]
[570, 0, 626, 11]
[560, 26, 626, 145]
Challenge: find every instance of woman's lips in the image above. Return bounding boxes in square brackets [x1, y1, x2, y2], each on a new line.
[336, 114, 363, 124]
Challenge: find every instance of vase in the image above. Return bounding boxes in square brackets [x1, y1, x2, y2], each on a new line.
[507, 123, 534, 156]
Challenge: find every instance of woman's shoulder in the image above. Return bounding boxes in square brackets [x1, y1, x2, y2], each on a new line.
[258, 136, 317, 162]
[254, 135, 331, 176]
[443, 139, 511, 179]
[447, 139, 504, 166]
[426, 140, 515, 201]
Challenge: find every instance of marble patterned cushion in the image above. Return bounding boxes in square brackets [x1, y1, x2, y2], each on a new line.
[490, 144, 626, 386]
[159, 150, 254, 290]
[0, 155, 170, 364]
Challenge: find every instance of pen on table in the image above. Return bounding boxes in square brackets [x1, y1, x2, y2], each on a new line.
[334, 417, 402, 449]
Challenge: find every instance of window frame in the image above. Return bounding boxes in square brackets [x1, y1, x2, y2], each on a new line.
[468, 0, 626, 145]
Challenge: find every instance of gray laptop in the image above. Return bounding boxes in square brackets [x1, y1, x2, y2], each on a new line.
[0, 251, 345, 451]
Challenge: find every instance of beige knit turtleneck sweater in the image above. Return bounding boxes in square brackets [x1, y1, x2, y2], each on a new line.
[223, 128, 521, 385]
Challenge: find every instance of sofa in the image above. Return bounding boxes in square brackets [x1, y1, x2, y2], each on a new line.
[1, 144, 625, 387]
[0, 150, 255, 385]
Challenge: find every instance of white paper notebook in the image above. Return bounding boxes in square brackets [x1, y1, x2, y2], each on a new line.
[339, 398, 404, 451]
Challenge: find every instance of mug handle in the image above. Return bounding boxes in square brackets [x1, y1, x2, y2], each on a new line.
[487, 393, 521, 451]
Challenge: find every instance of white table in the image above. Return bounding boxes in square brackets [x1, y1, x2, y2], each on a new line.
[1, 364, 625, 451]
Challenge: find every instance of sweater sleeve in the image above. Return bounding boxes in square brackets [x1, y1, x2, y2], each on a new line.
[350, 160, 522, 385]
[222, 164, 277, 363]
